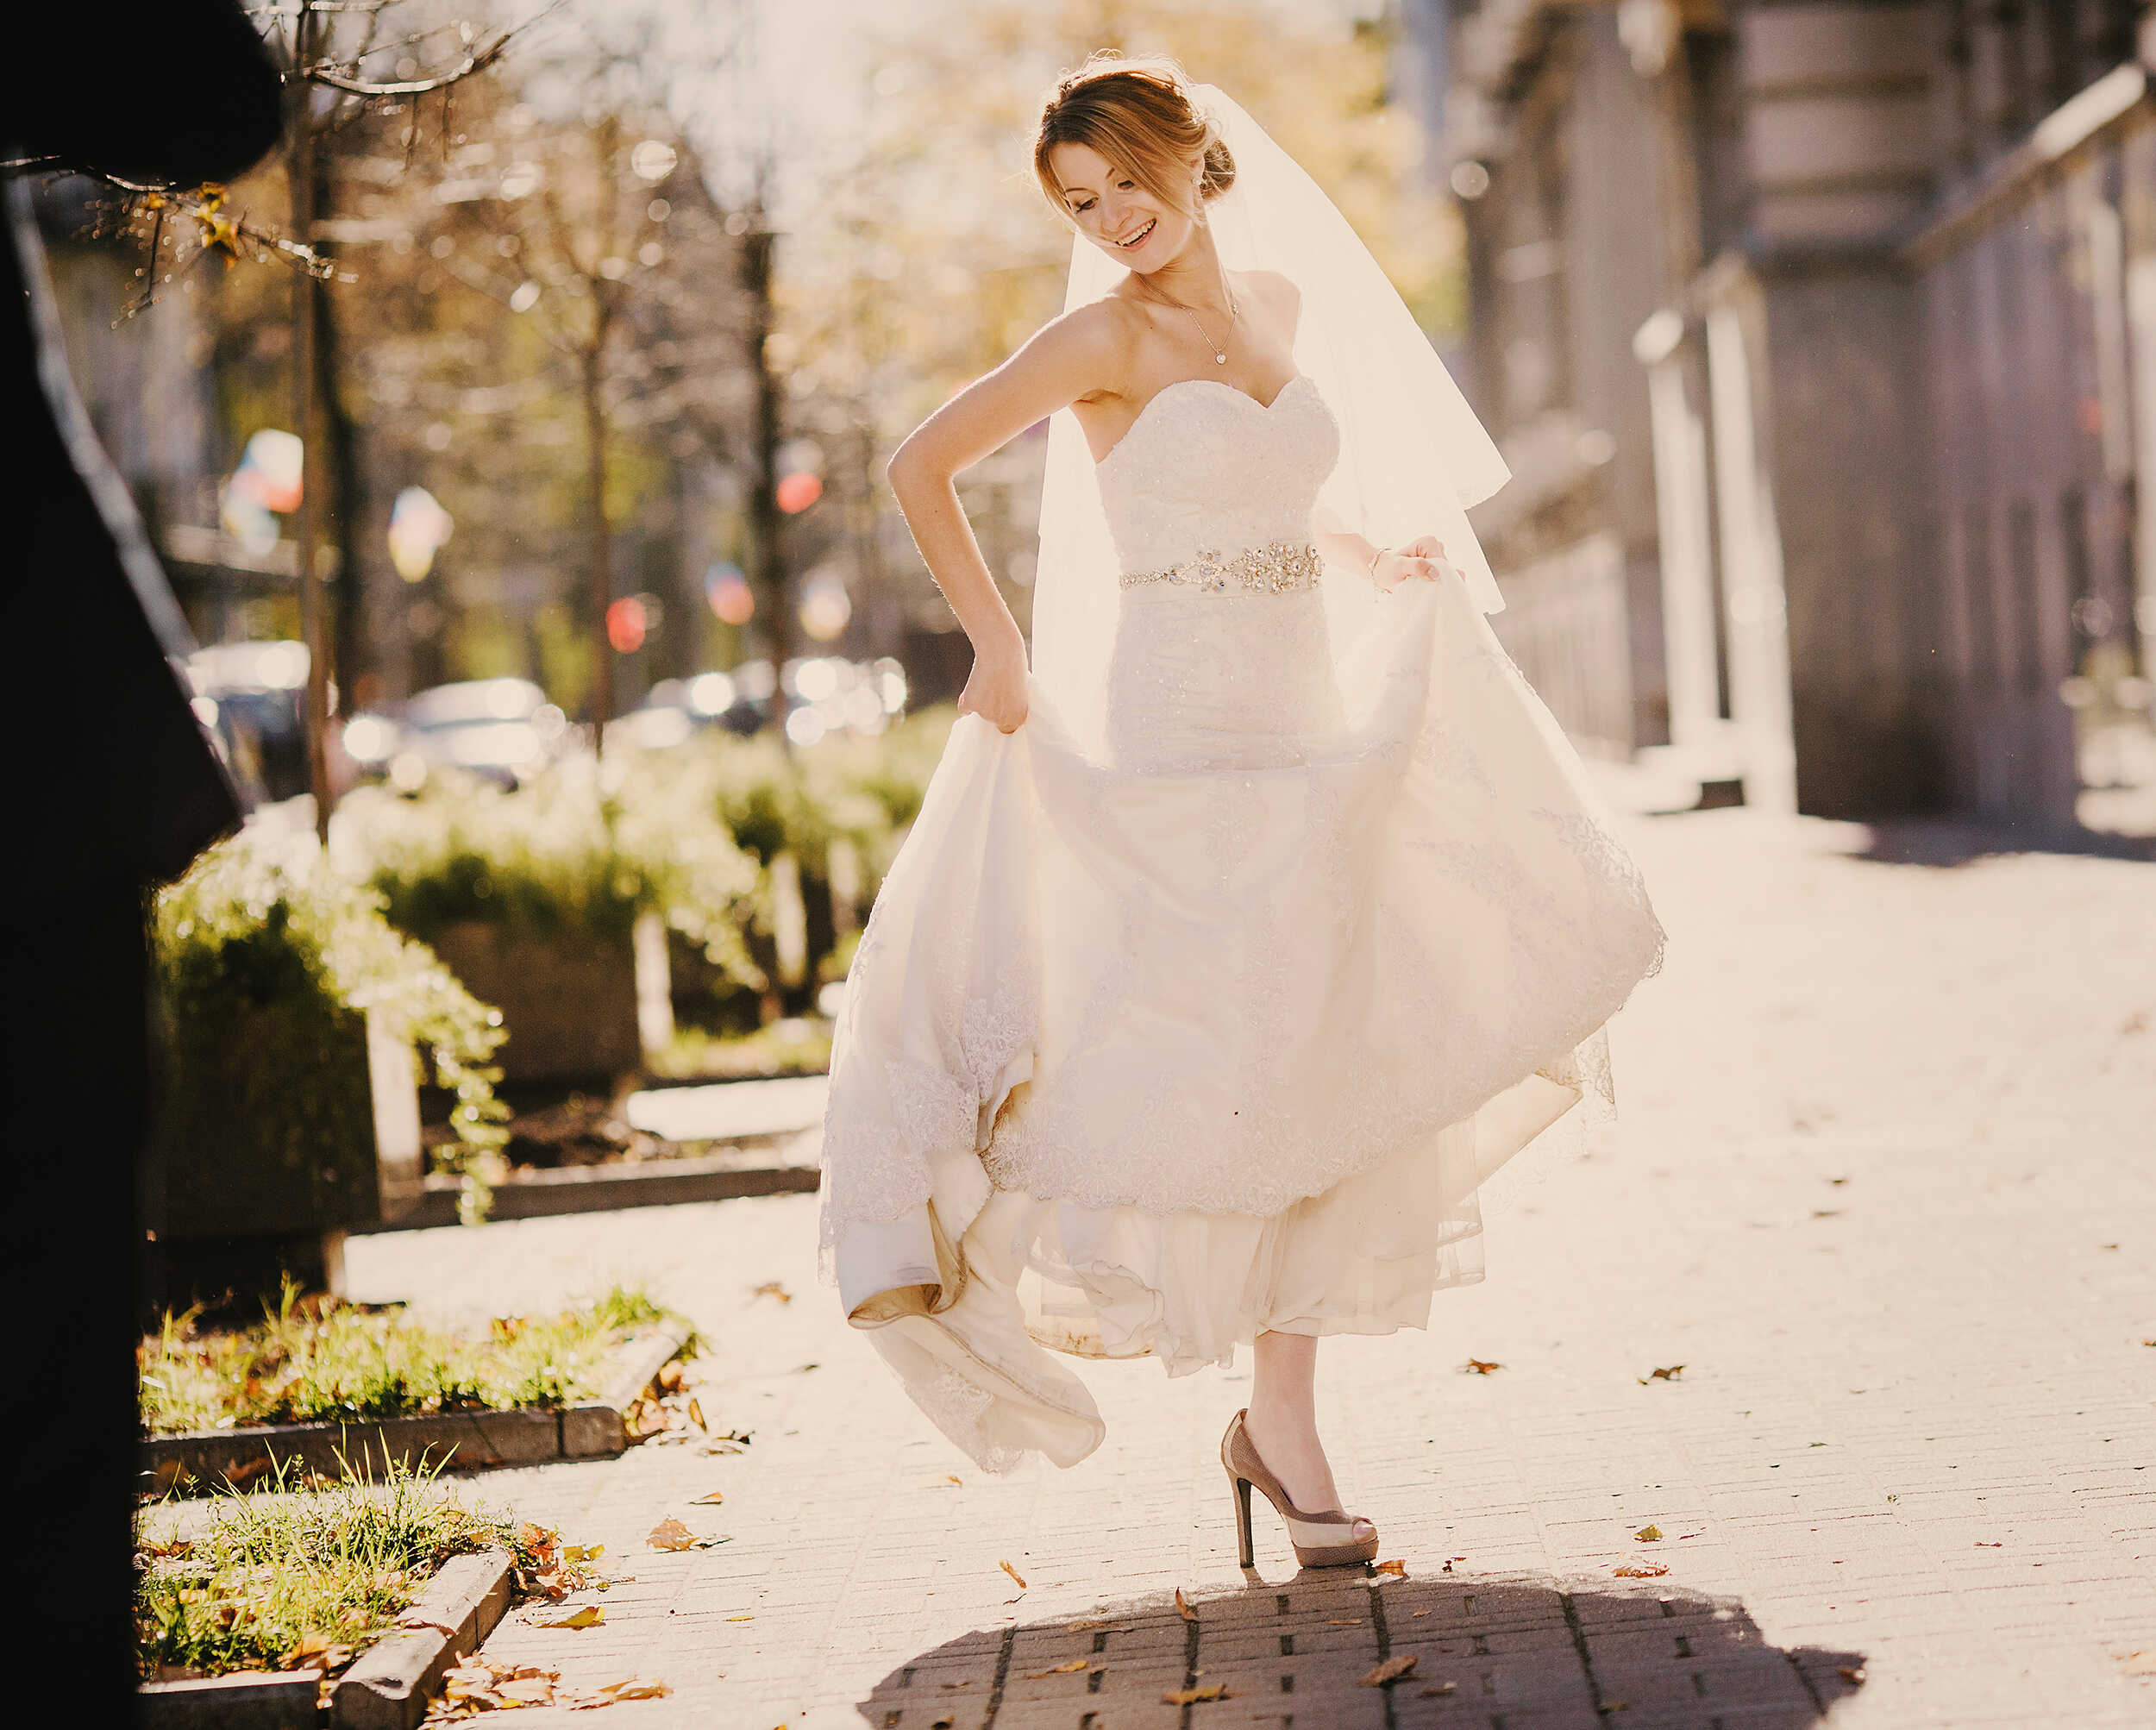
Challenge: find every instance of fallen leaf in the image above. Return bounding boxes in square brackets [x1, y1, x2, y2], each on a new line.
[1613, 1563, 1669, 1579]
[561, 1543, 604, 1563]
[1461, 1358, 1502, 1375]
[1633, 1525, 1664, 1543]
[946, 1475, 963, 1485]
[1162, 1683, 1231, 1704]
[691, 1490, 725, 1505]
[648, 1518, 697, 1551]
[1420, 1681, 1458, 1696]
[2119, 1652, 2156, 1676]
[596, 1677, 673, 1702]
[1175, 1586, 1196, 1621]
[1410, 1610, 1431, 1618]
[1975, 1540, 2002, 1547]
[1358, 1654, 1418, 1687]
[753, 1282, 793, 1303]
[1000, 1559, 1028, 1590]
[396, 1615, 461, 1636]
[1326, 1618, 1364, 1627]
[1026, 1659, 1094, 1677]
[539, 1606, 605, 1630]
[725, 1613, 755, 1622]
[1373, 1558, 1407, 1577]
[687, 1397, 708, 1432]
[1639, 1365, 1684, 1383]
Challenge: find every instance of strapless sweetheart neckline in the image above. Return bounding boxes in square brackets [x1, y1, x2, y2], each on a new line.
[1094, 373, 1316, 470]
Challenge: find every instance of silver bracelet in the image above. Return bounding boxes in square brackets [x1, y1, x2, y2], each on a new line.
[1365, 543, 1388, 581]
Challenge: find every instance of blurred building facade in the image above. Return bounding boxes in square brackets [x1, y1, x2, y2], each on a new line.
[1429, 0, 2156, 825]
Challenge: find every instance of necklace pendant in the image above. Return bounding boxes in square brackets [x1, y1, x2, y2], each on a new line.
[1214, 351, 1227, 364]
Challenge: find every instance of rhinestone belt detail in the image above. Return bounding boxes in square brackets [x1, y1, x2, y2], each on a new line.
[1119, 539, 1323, 596]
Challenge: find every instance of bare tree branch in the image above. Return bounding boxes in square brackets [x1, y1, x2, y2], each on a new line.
[301, 0, 564, 96]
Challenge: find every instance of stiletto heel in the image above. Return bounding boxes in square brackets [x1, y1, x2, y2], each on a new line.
[1219, 1408, 1379, 1570]
[1229, 1469, 1256, 1568]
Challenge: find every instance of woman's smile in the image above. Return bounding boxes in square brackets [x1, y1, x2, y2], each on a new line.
[1112, 216, 1157, 251]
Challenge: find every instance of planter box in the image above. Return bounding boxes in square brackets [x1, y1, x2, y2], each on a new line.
[153, 1004, 426, 1307]
[428, 915, 668, 1084]
[140, 1549, 515, 1730]
[141, 1325, 688, 1496]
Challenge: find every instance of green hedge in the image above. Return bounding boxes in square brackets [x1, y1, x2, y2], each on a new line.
[155, 829, 509, 1223]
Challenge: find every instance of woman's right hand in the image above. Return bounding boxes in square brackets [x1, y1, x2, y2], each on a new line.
[957, 640, 1030, 733]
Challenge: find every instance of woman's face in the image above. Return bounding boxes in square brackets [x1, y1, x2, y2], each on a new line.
[1049, 141, 1197, 273]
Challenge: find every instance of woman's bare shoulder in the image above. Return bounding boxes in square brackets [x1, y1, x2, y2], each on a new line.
[1236, 268, 1300, 311]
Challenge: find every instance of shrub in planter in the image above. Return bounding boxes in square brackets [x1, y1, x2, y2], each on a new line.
[654, 709, 955, 1026]
[336, 760, 762, 1083]
[152, 830, 509, 1293]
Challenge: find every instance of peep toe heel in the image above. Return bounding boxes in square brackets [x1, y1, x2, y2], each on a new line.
[1220, 1407, 1379, 1570]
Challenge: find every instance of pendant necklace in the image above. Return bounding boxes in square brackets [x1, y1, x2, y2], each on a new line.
[1150, 279, 1237, 363]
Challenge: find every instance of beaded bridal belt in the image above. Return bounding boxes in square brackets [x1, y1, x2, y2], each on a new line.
[1119, 538, 1323, 596]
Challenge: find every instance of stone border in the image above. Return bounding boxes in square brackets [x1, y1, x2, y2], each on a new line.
[352, 1144, 819, 1233]
[137, 1667, 322, 1730]
[140, 1325, 691, 1495]
[327, 1547, 514, 1729]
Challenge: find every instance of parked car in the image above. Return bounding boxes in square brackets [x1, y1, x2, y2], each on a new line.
[396, 677, 568, 789]
[184, 640, 310, 803]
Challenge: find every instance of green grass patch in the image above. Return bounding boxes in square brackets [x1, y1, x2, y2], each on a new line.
[141, 1282, 679, 1437]
[136, 1454, 590, 1683]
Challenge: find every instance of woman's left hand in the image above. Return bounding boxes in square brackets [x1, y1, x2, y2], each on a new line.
[1373, 533, 1451, 588]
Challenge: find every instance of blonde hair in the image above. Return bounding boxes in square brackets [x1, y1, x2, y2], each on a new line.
[1032, 52, 1235, 226]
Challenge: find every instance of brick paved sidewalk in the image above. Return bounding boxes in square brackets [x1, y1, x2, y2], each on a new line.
[346, 809, 2156, 1728]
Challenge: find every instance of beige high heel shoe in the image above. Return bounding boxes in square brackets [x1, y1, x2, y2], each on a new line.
[1221, 1408, 1380, 1570]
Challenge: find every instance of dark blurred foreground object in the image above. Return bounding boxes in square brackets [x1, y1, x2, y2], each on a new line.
[1, 0, 281, 1709]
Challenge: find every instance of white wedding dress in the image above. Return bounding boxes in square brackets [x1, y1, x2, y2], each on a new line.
[819, 370, 1665, 1473]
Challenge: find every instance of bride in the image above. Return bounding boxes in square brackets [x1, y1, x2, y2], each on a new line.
[818, 54, 1664, 1570]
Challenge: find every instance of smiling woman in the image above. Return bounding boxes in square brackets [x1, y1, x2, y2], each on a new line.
[824, 53, 1663, 1580]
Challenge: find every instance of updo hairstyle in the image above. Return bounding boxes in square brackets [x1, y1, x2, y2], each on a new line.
[1031, 52, 1235, 228]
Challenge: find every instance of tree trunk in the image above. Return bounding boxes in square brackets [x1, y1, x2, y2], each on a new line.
[290, 8, 333, 840]
[582, 342, 612, 738]
[741, 214, 790, 728]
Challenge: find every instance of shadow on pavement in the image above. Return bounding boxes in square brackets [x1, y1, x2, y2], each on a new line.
[1852, 815, 2154, 866]
[857, 1571, 1867, 1728]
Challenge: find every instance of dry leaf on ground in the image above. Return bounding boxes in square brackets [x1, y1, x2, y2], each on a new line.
[1461, 1358, 1502, 1375]
[1633, 1525, 1664, 1543]
[1025, 1659, 1094, 1677]
[1373, 1558, 1407, 1577]
[1613, 1563, 1669, 1579]
[1000, 1559, 1027, 1590]
[686, 1397, 708, 1432]
[1175, 1587, 1197, 1621]
[1639, 1365, 1684, 1383]
[648, 1517, 697, 1551]
[586, 1677, 673, 1704]
[538, 1605, 605, 1630]
[1420, 1682, 1458, 1696]
[691, 1490, 725, 1505]
[396, 1616, 460, 1636]
[1162, 1683, 1231, 1704]
[1359, 1654, 1419, 1687]
[561, 1543, 604, 1564]
[753, 1282, 793, 1303]
[725, 1613, 755, 1622]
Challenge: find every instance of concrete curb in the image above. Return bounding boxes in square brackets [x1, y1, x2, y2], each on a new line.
[353, 1149, 819, 1233]
[141, 1325, 692, 1495]
[138, 1667, 322, 1729]
[327, 1547, 513, 1730]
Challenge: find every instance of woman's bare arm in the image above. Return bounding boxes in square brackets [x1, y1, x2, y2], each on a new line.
[887, 303, 1131, 731]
